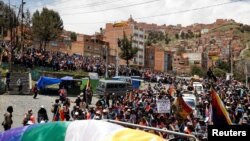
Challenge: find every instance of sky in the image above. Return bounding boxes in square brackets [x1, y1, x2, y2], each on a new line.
[4, 0, 250, 35]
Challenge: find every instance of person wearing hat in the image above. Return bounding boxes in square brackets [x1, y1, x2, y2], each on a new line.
[37, 105, 48, 123]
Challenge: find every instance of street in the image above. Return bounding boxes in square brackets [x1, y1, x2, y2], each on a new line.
[0, 94, 99, 132]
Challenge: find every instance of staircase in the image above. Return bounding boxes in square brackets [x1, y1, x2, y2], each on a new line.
[8, 72, 31, 95]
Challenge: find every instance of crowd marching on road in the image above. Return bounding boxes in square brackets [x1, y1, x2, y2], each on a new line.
[2, 68, 250, 141]
[1, 43, 250, 140]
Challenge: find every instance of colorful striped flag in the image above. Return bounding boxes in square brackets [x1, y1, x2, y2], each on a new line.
[0, 120, 165, 141]
[172, 96, 193, 120]
[210, 89, 232, 125]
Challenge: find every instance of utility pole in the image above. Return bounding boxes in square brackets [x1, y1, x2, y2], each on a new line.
[228, 40, 233, 75]
[20, 0, 25, 57]
[9, 0, 12, 43]
[246, 44, 249, 88]
[105, 45, 108, 78]
[115, 46, 119, 76]
[245, 64, 248, 88]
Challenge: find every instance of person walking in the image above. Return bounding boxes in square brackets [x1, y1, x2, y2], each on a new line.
[52, 99, 60, 121]
[32, 84, 39, 99]
[5, 70, 10, 91]
[2, 106, 13, 131]
[17, 78, 23, 93]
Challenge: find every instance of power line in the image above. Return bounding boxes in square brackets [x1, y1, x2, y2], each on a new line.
[27, 0, 73, 7]
[136, 0, 244, 20]
[64, 0, 244, 24]
[60, 0, 161, 16]
[48, 0, 127, 11]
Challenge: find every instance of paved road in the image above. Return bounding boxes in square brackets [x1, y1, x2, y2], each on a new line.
[0, 94, 98, 132]
[0, 81, 165, 132]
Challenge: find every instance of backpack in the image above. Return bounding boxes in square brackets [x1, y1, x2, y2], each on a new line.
[51, 105, 55, 113]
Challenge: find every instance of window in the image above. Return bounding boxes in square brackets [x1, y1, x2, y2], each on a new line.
[85, 39, 89, 42]
[87, 46, 91, 49]
[107, 84, 115, 88]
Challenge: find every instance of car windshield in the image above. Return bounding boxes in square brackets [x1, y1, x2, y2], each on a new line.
[195, 86, 202, 91]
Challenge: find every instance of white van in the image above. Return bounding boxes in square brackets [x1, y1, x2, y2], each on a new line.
[192, 82, 203, 95]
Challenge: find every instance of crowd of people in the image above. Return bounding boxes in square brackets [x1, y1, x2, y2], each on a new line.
[2, 72, 250, 140]
[1, 45, 141, 77]
[1, 43, 250, 140]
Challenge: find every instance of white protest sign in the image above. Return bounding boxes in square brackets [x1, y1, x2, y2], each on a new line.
[89, 72, 99, 79]
[157, 99, 170, 113]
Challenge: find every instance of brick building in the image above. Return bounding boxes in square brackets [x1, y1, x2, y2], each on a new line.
[70, 33, 109, 58]
[145, 45, 173, 72]
[104, 16, 145, 67]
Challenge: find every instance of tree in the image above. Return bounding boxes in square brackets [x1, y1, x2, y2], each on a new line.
[32, 8, 63, 49]
[185, 33, 189, 39]
[0, 1, 16, 38]
[0, 1, 17, 70]
[165, 33, 171, 44]
[175, 33, 179, 39]
[70, 32, 77, 42]
[213, 68, 226, 78]
[118, 32, 138, 68]
[216, 60, 229, 71]
[187, 30, 194, 38]
[180, 31, 185, 39]
[190, 65, 204, 77]
[23, 9, 32, 47]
